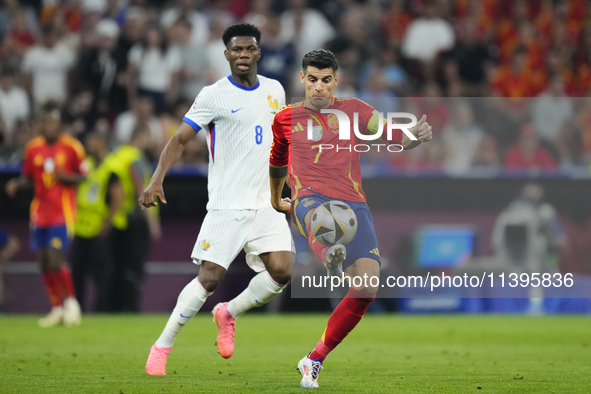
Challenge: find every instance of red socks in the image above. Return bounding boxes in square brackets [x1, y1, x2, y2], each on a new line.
[307, 221, 330, 263]
[41, 272, 63, 307]
[59, 265, 76, 298]
[309, 287, 375, 361]
[41, 265, 76, 307]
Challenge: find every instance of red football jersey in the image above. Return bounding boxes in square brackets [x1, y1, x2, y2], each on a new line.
[22, 134, 86, 228]
[270, 97, 403, 203]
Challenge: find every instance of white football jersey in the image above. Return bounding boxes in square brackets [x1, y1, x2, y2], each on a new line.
[183, 75, 286, 210]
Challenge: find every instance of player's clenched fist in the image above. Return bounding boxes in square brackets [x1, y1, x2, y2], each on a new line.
[272, 197, 292, 215]
[139, 182, 167, 209]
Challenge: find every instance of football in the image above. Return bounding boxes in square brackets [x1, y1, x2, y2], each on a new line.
[311, 201, 358, 246]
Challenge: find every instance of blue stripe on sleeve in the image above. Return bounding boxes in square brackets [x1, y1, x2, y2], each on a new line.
[183, 117, 202, 132]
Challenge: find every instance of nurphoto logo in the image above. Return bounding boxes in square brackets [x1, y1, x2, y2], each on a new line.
[306, 110, 418, 153]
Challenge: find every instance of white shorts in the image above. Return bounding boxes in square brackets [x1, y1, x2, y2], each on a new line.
[191, 205, 294, 272]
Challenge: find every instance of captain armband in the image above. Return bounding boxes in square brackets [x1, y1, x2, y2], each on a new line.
[269, 165, 288, 179]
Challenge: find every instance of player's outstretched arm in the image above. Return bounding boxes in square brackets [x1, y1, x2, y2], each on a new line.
[270, 165, 291, 215]
[139, 122, 196, 209]
[402, 114, 432, 150]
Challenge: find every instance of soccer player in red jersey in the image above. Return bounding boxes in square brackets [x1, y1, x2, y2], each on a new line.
[6, 101, 87, 327]
[269, 49, 432, 388]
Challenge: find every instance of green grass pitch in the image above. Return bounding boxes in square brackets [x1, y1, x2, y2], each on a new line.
[1, 314, 590, 393]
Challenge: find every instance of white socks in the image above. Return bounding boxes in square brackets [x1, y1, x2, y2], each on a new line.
[154, 272, 286, 348]
[155, 278, 211, 348]
[227, 271, 286, 319]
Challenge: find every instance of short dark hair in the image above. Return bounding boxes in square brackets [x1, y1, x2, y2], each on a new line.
[37, 100, 62, 121]
[302, 49, 339, 74]
[222, 23, 261, 47]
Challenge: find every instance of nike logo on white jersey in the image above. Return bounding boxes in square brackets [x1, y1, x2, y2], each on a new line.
[231, 108, 243, 113]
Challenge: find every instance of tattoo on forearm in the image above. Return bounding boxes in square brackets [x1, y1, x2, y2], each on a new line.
[269, 166, 288, 179]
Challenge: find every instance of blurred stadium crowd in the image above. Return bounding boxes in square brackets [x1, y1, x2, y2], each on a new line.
[0, 0, 590, 174]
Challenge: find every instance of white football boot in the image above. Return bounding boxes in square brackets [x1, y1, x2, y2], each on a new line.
[38, 306, 64, 328]
[63, 297, 82, 327]
[297, 353, 323, 388]
[324, 244, 346, 278]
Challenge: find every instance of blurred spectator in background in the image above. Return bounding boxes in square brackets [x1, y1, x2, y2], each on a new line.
[117, 7, 146, 56]
[22, 24, 75, 106]
[7, 7, 38, 55]
[402, 0, 454, 80]
[158, 98, 208, 168]
[0, 0, 40, 38]
[160, 0, 208, 46]
[358, 48, 408, 97]
[545, 48, 578, 96]
[0, 34, 20, 72]
[127, 23, 181, 113]
[108, 127, 160, 312]
[331, 65, 358, 97]
[491, 183, 566, 314]
[410, 82, 449, 132]
[103, 0, 126, 25]
[576, 27, 591, 96]
[442, 100, 484, 174]
[2, 0, 591, 174]
[177, 134, 208, 167]
[359, 69, 400, 113]
[71, 132, 123, 312]
[495, 0, 530, 63]
[113, 94, 164, 153]
[1, 119, 33, 163]
[0, 66, 30, 140]
[206, 0, 237, 27]
[279, 0, 335, 60]
[490, 46, 544, 97]
[380, 0, 411, 47]
[204, 13, 231, 81]
[504, 124, 557, 171]
[438, 59, 465, 97]
[338, 3, 376, 56]
[258, 14, 295, 94]
[472, 135, 501, 169]
[554, 124, 579, 168]
[0, 228, 19, 312]
[170, 18, 212, 101]
[242, 0, 272, 27]
[532, 74, 573, 153]
[445, 18, 492, 96]
[40, 0, 84, 36]
[157, 100, 208, 167]
[159, 99, 187, 140]
[106, 7, 147, 113]
[63, 89, 95, 138]
[75, 19, 127, 121]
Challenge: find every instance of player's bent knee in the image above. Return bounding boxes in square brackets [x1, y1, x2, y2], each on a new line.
[346, 258, 380, 296]
[268, 267, 291, 286]
[264, 252, 292, 285]
[197, 275, 223, 293]
[198, 261, 227, 292]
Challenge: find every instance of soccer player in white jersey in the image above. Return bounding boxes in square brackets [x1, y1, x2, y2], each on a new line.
[139, 23, 293, 375]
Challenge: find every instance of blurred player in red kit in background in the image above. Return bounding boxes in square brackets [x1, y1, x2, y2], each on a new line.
[6, 100, 87, 327]
[269, 49, 432, 388]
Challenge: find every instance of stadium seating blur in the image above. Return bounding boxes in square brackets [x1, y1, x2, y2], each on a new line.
[0, 0, 590, 172]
